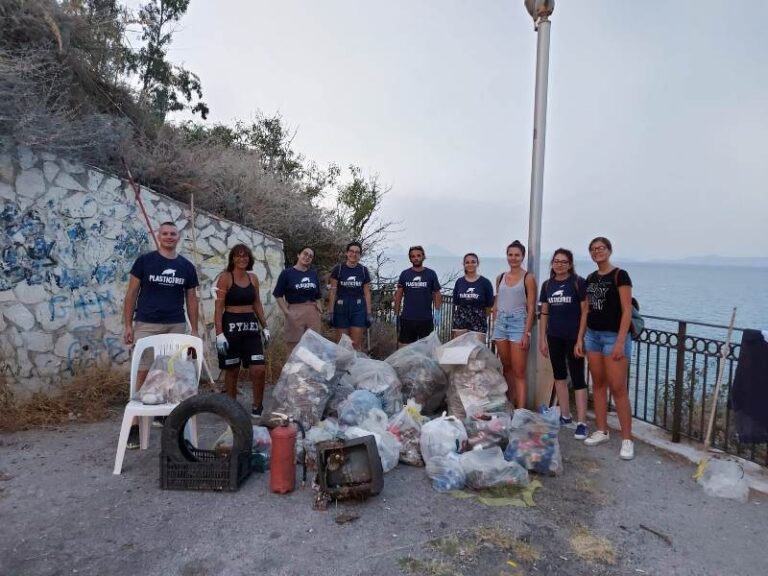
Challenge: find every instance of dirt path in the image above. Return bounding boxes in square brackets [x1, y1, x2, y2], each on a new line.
[1, 416, 765, 576]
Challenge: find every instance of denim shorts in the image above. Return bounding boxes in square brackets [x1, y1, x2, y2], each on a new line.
[492, 310, 527, 342]
[584, 328, 632, 357]
[333, 297, 367, 328]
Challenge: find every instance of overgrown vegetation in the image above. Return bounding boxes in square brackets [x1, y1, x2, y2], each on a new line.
[0, 0, 393, 267]
[0, 364, 128, 432]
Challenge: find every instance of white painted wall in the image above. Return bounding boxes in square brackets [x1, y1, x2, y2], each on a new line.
[0, 141, 284, 398]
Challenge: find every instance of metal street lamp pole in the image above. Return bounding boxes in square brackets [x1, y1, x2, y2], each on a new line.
[524, 0, 554, 409]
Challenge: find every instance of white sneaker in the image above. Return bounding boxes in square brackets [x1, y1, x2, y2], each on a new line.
[620, 440, 635, 460]
[584, 430, 610, 446]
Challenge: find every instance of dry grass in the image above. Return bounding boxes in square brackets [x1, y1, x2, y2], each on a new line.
[569, 528, 617, 565]
[0, 364, 128, 432]
[473, 527, 540, 563]
[429, 535, 478, 560]
[398, 557, 460, 576]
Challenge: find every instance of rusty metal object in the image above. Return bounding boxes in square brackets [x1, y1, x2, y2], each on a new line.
[315, 436, 383, 502]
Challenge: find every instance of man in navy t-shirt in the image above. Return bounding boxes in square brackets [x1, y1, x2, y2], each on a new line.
[394, 246, 442, 346]
[122, 221, 199, 434]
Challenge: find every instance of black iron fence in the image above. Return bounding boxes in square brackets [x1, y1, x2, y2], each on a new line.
[371, 285, 766, 467]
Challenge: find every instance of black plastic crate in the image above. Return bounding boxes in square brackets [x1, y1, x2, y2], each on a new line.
[160, 446, 252, 492]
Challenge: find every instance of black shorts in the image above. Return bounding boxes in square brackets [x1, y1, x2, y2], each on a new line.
[398, 317, 434, 344]
[546, 335, 586, 390]
[219, 311, 265, 369]
[452, 305, 488, 333]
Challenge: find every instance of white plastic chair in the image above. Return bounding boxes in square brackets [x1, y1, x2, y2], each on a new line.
[113, 334, 203, 475]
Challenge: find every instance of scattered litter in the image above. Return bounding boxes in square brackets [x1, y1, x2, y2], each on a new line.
[334, 512, 360, 524]
[638, 524, 672, 546]
[694, 457, 749, 503]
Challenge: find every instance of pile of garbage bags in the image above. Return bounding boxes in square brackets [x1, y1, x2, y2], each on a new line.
[271, 330, 565, 490]
[437, 332, 508, 419]
[504, 408, 563, 476]
[271, 330, 355, 426]
[385, 332, 448, 414]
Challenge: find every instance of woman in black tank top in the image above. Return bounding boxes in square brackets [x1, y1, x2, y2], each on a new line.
[214, 244, 271, 416]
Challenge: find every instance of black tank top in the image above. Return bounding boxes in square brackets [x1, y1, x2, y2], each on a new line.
[224, 273, 256, 306]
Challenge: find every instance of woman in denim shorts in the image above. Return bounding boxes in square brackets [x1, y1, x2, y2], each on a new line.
[327, 242, 372, 351]
[492, 241, 537, 409]
[576, 236, 635, 460]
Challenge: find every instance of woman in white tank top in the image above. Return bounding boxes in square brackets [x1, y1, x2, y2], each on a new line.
[492, 241, 537, 409]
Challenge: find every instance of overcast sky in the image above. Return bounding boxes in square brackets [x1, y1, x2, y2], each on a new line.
[166, 0, 767, 260]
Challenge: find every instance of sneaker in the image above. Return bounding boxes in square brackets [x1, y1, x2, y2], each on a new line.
[251, 405, 263, 418]
[559, 416, 574, 428]
[127, 425, 140, 450]
[584, 430, 610, 446]
[152, 416, 166, 428]
[620, 439, 635, 460]
[574, 422, 588, 440]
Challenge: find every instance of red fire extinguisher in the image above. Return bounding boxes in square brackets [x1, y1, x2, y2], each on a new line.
[269, 413, 305, 494]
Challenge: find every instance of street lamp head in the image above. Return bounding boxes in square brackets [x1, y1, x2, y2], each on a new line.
[524, 0, 555, 22]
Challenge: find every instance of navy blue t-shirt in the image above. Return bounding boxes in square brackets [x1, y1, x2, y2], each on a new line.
[331, 264, 370, 299]
[453, 276, 494, 310]
[397, 267, 441, 321]
[130, 251, 199, 324]
[538, 274, 586, 339]
[273, 267, 321, 304]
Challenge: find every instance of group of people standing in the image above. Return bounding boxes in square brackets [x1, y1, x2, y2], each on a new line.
[123, 222, 636, 461]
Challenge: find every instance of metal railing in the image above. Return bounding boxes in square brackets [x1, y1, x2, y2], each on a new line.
[371, 286, 766, 467]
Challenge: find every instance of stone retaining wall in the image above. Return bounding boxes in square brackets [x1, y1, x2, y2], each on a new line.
[0, 141, 284, 399]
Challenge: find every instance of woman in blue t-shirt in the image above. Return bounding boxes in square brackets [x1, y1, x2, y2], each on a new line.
[451, 253, 494, 340]
[576, 236, 635, 461]
[327, 241, 372, 351]
[273, 246, 322, 354]
[538, 248, 588, 439]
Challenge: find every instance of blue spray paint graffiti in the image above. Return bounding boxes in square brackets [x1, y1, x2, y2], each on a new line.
[0, 202, 57, 290]
[48, 289, 118, 320]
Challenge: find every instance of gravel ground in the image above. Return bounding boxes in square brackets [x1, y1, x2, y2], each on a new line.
[1, 411, 765, 576]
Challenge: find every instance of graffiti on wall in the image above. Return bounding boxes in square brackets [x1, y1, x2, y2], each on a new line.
[0, 203, 57, 290]
[0, 199, 149, 292]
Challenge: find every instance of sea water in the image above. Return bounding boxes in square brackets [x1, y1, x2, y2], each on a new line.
[376, 255, 768, 333]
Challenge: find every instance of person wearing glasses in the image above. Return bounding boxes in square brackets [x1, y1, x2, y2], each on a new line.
[576, 236, 635, 460]
[492, 240, 537, 409]
[394, 245, 442, 347]
[539, 249, 588, 439]
[327, 241, 372, 351]
[214, 244, 271, 417]
[273, 246, 322, 355]
[451, 252, 494, 340]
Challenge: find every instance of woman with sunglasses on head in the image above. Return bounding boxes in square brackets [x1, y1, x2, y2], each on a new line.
[327, 241, 372, 351]
[273, 246, 322, 355]
[539, 249, 588, 439]
[214, 244, 271, 417]
[492, 240, 537, 409]
[576, 237, 635, 460]
[451, 253, 494, 341]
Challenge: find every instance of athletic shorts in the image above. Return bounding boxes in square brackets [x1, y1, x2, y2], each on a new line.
[133, 321, 188, 370]
[584, 328, 632, 358]
[218, 311, 265, 369]
[333, 297, 367, 329]
[399, 317, 434, 344]
[492, 310, 527, 342]
[283, 302, 322, 343]
[452, 305, 488, 334]
[546, 335, 586, 390]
